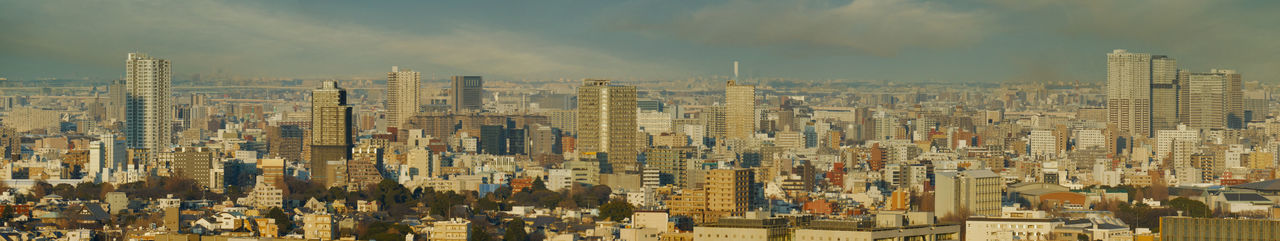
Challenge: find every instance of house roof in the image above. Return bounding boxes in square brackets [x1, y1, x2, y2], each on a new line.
[1232, 179, 1280, 192]
[1222, 192, 1271, 202]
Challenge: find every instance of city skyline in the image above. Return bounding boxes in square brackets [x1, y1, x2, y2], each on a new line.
[4, 1, 1280, 241]
[3, 0, 1280, 83]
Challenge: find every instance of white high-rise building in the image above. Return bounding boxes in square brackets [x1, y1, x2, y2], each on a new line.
[1156, 125, 1199, 169]
[387, 66, 420, 129]
[1107, 49, 1152, 138]
[1072, 129, 1105, 150]
[124, 53, 172, 151]
[88, 134, 127, 183]
[1028, 130, 1056, 157]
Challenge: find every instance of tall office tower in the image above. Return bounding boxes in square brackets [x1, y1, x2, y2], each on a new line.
[386, 66, 420, 129]
[1107, 49, 1152, 138]
[1186, 72, 1229, 130]
[107, 80, 128, 121]
[450, 76, 483, 113]
[934, 169, 1003, 218]
[726, 80, 756, 140]
[480, 125, 508, 155]
[1150, 56, 1181, 131]
[1214, 69, 1244, 129]
[124, 53, 172, 151]
[311, 81, 353, 186]
[705, 168, 752, 223]
[577, 79, 639, 173]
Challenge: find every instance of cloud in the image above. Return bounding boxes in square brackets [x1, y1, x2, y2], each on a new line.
[609, 0, 991, 57]
[990, 0, 1280, 80]
[0, 0, 674, 80]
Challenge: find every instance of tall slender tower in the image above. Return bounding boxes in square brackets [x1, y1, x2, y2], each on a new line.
[1150, 56, 1180, 131]
[577, 79, 638, 173]
[386, 66, 420, 129]
[450, 76, 483, 113]
[726, 80, 756, 140]
[124, 53, 172, 151]
[1106, 49, 1152, 138]
[311, 81, 353, 186]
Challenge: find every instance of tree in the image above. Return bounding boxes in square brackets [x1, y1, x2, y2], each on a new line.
[531, 178, 547, 192]
[266, 207, 291, 235]
[939, 207, 970, 223]
[597, 198, 634, 222]
[1, 205, 14, 223]
[503, 220, 528, 241]
[1167, 197, 1211, 217]
[476, 198, 500, 213]
[362, 221, 412, 241]
[470, 228, 493, 241]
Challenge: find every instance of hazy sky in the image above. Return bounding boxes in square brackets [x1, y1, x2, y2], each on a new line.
[2, 0, 1278, 83]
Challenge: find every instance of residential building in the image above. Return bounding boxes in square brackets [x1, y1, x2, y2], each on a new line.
[576, 79, 639, 173]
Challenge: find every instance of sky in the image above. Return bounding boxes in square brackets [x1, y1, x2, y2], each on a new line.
[1, 0, 1278, 83]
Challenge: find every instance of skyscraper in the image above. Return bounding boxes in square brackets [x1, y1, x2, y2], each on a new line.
[386, 66, 420, 129]
[1216, 69, 1244, 129]
[1186, 72, 1228, 130]
[1150, 55, 1181, 131]
[124, 53, 172, 151]
[450, 76, 483, 113]
[1107, 49, 1152, 138]
[726, 80, 755, 140]
[577, 79, 639, 173]
[311, 81, 353, 186]
[107, 79, 127, 122]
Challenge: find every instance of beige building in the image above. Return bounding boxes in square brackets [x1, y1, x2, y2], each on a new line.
[964, 217, 1059, 241]
[387, 66, 421, 129]
[577, 79, 639, 173]
[303, 213, 335, 240]
[794, 220, 960, 241]
[1, 107, 62, 132]
[1160, 216, 1280, 241]
[1106, 49, 1152, 137]
[668, 168, 751, 223]
[166, 147, 216, 190]
[706, 169, 751, 222]
[429, 218, 471, 241]
[692, 214, 790, 241]
[935, 169, 1003, 218]
[726, 80, 755, 140]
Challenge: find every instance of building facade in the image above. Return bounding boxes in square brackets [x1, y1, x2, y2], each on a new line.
[387, 66, 420, 129]
[125, 53, 172, 151]
[576, 79, 639, 173]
